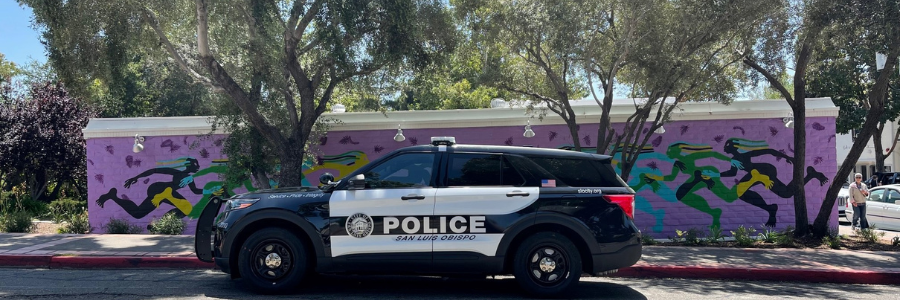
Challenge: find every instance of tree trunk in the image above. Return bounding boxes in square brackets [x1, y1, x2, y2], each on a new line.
[251, 167, 272, 189]
[566, 117, 582, 152]
[791, 98, 808, 236]
[813, 107, 882, 236]
[596, 93, 615, 155]
[49, 179, 63, 200]
[813, 48, 899, 235]
[874, 123, 885, 174]
[279, 146, 307, 187]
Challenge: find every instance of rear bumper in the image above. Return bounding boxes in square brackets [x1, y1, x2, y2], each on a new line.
[592, 240, 642, 275]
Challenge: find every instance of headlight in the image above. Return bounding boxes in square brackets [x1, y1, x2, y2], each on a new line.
[225, 198, 259, 211]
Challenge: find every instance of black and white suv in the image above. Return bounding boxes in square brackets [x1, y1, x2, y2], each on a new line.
[195, 137, 642, 297]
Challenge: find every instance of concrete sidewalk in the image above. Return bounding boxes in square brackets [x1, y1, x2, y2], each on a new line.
[1, 233, 898, 285]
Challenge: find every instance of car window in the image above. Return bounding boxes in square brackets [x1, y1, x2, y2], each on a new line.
[501, 157, 526, 186]
[447, 154, 501, 186]
[869, 189, 885, 202]
[887, 189, 900, 203]
[445, 154, 525, 187]
[363, 153, 434, 189]
[526, 156, 622, 187]
[504, 155, 560, 187]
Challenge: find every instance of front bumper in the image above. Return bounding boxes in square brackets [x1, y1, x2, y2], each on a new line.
[214, 257, 231, 273]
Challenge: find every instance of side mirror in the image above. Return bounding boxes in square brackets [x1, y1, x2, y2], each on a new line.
[348, 174, 366, 190]
[319, 173, 335, 185]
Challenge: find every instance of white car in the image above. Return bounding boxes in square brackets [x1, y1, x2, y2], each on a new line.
[845, 184, 900, 231]
[837, 183, 849, 222]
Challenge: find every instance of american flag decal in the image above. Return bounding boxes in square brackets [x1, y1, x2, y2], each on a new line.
[541, 179, 556, 187]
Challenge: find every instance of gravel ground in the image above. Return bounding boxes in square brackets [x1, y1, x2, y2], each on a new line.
[31, 221, 63, 234]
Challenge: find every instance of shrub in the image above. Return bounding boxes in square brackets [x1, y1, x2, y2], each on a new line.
[675, 228, 705, 245]
[856, 227, 885, 243]
[104, 218, 143, 234]
[641, 232, 658, 245]
[0, 211, 34, 233]
[48, 198, 87, 223]
[731, 225, 756, 247]
[0, 192, 48, 217]
[822, 235, 842, 249]
[58, 210, 92, 234]
[148, 213, 187, 235]
[706, 226, 725, 244]
[758, 227, 779, 243]
[892, 236, 899, 247]
[775, 226, 795, 247]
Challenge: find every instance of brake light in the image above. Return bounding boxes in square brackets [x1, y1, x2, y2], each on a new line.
[603, 194, 635, 219]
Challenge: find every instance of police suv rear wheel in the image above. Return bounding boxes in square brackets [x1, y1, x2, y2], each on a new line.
[513, 232, 582, 297]
[237, 227, 309, 294]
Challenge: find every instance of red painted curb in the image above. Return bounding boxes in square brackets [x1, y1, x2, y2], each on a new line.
[48, 256, 215, 269]
[0, 255, 52, 268]
[614, 265, 900, 285]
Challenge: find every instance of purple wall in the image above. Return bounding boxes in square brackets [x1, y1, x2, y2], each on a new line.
[87, 135, 232, 234]
[87, 116, 838, 237]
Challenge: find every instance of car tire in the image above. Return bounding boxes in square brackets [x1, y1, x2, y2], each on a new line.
[513, 231, 582, 298]
[237, 227, 309, 294]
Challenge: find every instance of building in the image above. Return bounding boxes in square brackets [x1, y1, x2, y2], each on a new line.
[835, 122, 900, 183]
[82, 98, 840, 238]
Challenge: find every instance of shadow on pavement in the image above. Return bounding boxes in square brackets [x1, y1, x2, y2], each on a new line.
[38, 235, 195, 253]
[624, 277, 893, 300]
[642, 246, 900, 270]
[191, 274, 894, 300]
[213, 275, 649, 299]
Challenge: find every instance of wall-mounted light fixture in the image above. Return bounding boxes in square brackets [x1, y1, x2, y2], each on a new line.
[133, 134, 145, 153]
[394, 124, 406, 142]
[523, 120, 535, 138]
[654, 125, 666, 134]
[783, 114, 794, 129]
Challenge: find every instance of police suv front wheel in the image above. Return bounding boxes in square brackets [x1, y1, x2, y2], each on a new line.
[513, 232, 582, 297]
[237, 227, 310, 294]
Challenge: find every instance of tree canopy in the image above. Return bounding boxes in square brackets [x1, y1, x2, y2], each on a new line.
[0, 53, 20, 83]
[21, 0, 458, 187]
[0, 82, 95, 201]
[457, 0, 777, 180]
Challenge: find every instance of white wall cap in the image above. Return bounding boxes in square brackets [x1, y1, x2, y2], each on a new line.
[83, 98, 837, 139]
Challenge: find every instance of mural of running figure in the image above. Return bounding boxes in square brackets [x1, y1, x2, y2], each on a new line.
[170, 159, 257, 219]
[95, 157, 204, 219]
[567, 144, 677, 233]
[719, 138, 829, 226]
[614, 150, 679, 233]
[649, 142, 775, 229]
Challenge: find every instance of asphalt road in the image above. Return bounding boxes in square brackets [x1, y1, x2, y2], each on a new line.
[0, 269, 898, 300]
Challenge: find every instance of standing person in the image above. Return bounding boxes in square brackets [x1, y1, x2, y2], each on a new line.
[849, 173, 870, 230]
[867, 174, 879, 187]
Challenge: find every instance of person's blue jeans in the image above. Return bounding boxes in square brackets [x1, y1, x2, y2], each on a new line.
[852, 203, 869, 229]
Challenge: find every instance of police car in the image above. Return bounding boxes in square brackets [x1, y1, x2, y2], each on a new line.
[195, 137, 642, 297]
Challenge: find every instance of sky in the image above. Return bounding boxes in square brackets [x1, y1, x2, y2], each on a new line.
[0, 1, 47, 66]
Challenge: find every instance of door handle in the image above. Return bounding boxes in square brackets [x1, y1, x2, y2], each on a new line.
[507, 191, 530, 197]
[401, 194, 426, 200]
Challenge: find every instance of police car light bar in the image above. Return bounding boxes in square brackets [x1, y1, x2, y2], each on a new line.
[431, 137, 456, 146]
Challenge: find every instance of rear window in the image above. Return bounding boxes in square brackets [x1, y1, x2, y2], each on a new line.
[526, 156, 623, 187]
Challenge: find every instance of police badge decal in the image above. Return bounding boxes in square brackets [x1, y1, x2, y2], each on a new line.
[346, 213, 374, 238]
